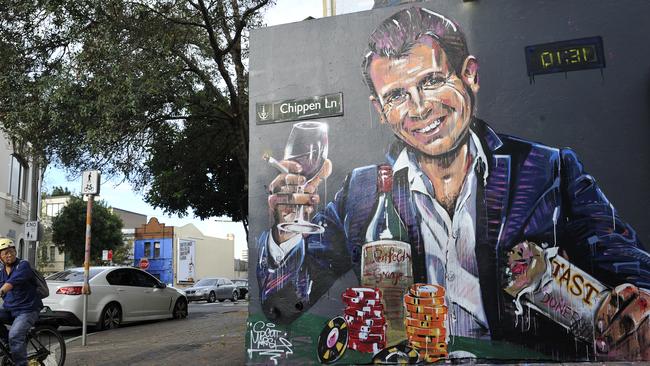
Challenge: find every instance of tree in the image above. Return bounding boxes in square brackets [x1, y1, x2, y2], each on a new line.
[51, 196, 124, 266]
[50, 186, 72, 197]
[0, 0, 274, 234]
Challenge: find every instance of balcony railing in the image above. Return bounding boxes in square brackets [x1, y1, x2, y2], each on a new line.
[4, 197, 30, 223]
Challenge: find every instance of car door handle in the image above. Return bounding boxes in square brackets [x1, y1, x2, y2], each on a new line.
[116, 288, 125, 292]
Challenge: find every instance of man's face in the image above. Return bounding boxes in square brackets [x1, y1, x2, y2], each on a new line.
[369, 39, 477, 156]
[0, 247, 16, 265]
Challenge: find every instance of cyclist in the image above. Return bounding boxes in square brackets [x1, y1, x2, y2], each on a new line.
[0, 238, 43, 366]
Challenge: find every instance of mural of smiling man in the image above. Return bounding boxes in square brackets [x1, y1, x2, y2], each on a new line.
[253, 6, 650, 364]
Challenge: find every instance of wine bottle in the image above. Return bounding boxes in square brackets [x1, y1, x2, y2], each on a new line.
[360, 164, 413, 341]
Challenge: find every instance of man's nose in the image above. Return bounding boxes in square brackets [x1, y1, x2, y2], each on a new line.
[407, 86, 431, 119]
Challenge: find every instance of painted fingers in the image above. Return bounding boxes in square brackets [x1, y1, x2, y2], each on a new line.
[268, 159, 332, 242]
[594, 283, 650, 361]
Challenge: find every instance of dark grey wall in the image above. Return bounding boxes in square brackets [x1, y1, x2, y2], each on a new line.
[248, 0, 650, 307]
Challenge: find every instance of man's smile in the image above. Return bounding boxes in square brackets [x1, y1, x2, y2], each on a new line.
[413, 115, 445, 134]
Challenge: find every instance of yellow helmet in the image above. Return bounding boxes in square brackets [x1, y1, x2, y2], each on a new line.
[0, 238, 15, 251]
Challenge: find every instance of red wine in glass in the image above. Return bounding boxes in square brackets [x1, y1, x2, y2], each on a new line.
[278, 121, 328, 234]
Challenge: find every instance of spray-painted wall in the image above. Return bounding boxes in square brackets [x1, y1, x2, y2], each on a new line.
[247, 1, 650, 364]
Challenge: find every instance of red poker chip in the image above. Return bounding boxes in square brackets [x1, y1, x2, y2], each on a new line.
[347, 323, 387, 334]
[344, 302, 385, 313]
[344, 315, 387, 327]
[343, 288, 382, 300]
[343, 308, 384, 319]
[348, 339, 386, 354]
[341, 295, 381, 307]
[349, 332, 386, 343]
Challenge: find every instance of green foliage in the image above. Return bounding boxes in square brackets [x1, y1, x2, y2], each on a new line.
[50, 186, 72, 197]
[111, 242, 133, 266]
[51, 196, 124, 266]
[0, 0, 274, 233]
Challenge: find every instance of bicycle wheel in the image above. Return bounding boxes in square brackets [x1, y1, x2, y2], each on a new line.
[26, 325, 66, 366]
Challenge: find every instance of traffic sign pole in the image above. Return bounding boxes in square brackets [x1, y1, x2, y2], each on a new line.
[81, 194, 94, 346]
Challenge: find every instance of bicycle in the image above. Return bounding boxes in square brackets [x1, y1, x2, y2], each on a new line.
[0, 322, 66, 366]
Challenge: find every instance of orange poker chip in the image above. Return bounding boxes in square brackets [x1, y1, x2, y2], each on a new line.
[404, 317, 446, 328]
[405, 311, 447, 322]
[404, 303, 447, 315]
[406, 325, 446, 337]
[409, 341, 448, 351]
[407, 334, 446, 345]
[403, 293, 445, 306]
[409, 283, 445, 298]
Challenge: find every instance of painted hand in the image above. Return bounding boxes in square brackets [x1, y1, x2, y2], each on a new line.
[268, 159, 332, 243]
[594, 283, 650, 361]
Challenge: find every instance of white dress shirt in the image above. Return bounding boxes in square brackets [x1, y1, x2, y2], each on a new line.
[393, 132, 490, 338]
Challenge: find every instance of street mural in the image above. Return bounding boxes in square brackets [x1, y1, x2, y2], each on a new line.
[249, 6, 650, 364]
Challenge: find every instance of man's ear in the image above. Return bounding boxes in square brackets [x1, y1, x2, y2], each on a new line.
[461, 56, 479, 94]
[369, 95, 388, 124]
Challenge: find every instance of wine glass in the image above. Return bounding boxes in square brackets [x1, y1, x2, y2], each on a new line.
[277, 121, 329, 234]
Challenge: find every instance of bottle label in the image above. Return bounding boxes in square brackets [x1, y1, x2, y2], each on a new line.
[361, 240, 414, 338]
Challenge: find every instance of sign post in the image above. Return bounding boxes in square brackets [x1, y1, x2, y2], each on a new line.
[80, 170, 100, 347]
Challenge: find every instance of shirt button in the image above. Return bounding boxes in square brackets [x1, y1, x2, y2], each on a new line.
[447, 272, 455, 281]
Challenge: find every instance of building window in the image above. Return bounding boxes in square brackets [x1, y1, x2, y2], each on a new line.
[46, 203, 65, 217]
[9, 155, 28, 201]
[153, 242, 161, 258]
[50, 246, 56, 261]
[144, 242, 151, 257]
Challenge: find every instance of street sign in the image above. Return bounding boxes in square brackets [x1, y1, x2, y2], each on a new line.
[139, 257, 150, 270]
[81, 170, 101, 195]
[24, 221, 39, 241]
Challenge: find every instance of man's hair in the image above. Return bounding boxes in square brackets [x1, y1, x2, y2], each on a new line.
[362, 7, 470, 99]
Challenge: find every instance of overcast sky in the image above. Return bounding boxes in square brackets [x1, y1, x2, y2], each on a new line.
[43, 0, 374, 260]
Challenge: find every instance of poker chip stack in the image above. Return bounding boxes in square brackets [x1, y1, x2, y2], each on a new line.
[341, 287, 387, 354]
[403, 283, 448, 363]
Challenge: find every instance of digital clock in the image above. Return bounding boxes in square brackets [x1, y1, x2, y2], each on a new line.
[525, 36, 605, 77]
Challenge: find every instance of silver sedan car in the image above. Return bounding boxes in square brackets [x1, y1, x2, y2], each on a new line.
[43, 266, 188, 330]
[183, 277, 238, 303]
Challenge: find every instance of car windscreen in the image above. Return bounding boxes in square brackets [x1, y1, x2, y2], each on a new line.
[46, 268, 103, 281]
[195, 278, 216, 286]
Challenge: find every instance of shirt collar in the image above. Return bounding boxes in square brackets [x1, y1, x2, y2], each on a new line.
[392, 131, 489, 195]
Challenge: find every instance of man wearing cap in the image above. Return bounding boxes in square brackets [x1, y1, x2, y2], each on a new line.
[257, 6, 649, 360]
[0, 238, 43, 366]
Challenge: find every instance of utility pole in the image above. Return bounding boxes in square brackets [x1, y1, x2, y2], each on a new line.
[80, 170, 100, 346]
[27, 160, 40, 265]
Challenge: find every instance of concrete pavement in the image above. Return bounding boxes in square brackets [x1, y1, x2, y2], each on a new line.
[64, 307, 247, 366]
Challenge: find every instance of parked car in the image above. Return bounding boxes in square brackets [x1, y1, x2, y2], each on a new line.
[232, 279, 248, 300]
[43, 266, 188, 330]
[184, 277, 238, 303]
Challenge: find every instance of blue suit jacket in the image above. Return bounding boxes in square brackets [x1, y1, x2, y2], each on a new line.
[257, 119, 649, 350]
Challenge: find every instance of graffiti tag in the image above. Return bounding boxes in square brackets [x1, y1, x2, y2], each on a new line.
[248, 321, 293, 365]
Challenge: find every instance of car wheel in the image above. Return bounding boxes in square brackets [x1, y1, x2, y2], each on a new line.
[231, 291, 239, 302]
[173, 298, 188, 319]
[207, 291, 217, 303]
[99, 302, 122, 330]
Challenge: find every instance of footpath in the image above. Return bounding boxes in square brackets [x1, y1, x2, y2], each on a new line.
[64, 309, 247, 366]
